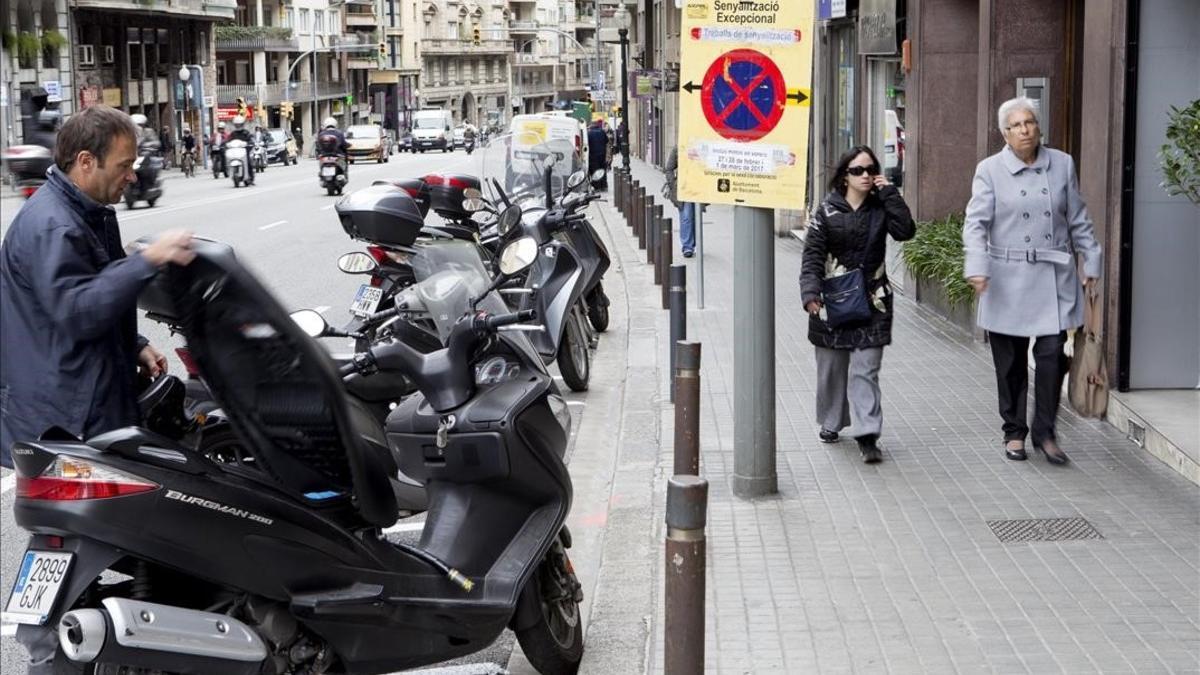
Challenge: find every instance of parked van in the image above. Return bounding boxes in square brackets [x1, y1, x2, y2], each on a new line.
[883, 109, 905, 186]
[411, 109, 453, 152]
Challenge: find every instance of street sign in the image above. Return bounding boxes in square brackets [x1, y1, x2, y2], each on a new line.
[202, 96, 215, 108]
[677, 2, 815, 210]
[42, 81, 62, 102]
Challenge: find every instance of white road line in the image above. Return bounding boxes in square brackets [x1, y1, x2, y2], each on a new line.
[566, 401, 586, 407]
[314, 306, 331, 314]
[1, 622, 16, 637]
[1, 473, 15, 494]
[382, 521, 425, 534]
[321, 203, 337, 210]
[259, 220, 288, 231]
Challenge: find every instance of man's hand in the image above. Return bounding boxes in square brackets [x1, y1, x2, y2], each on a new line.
[138, 344, 168, 379]
[139, 229, 195, 268]
[805, 300, 822, 316]
[968, 276, 989, 295]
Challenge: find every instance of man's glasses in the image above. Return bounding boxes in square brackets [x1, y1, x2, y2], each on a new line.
[847, 165, 879, 177]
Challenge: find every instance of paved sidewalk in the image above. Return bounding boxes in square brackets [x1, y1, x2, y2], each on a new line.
[577, 159, 1200, 674]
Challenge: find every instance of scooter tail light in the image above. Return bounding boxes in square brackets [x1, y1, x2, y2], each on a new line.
[18, 456, 159, 501]
[21, 186, 37, 198]
[175, 347, 200, 378]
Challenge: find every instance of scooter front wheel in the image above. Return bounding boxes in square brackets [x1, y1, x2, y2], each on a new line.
[557, 305, 590, 392]
[515, 542, 584, 675]
[585, 285, 610, 333]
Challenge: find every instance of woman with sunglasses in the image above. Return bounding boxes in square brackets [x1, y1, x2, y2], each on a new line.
[799, 145, 915, 463]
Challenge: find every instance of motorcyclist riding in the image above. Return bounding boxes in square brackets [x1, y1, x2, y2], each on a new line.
[227, 114, 256, 185]
[29, 109, 60, 151]
[131, 114, 161, 155]
[315, 116, 349, 173]
[463, 122, 477, 153]
[207, 121, 229, 176]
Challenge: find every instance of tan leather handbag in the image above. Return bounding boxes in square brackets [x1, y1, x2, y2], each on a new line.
[1069, 288, 1108, 418]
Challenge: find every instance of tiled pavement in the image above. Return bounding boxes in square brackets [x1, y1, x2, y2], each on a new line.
[580, 158, 1200, 674]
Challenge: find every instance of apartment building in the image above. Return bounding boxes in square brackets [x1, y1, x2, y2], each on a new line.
[3, 0, 74, 149]
[419, 0, 510, 127]
[370, 0, 423, 133]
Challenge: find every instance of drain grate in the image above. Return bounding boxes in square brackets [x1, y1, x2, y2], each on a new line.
[987, 517, 1104, 543]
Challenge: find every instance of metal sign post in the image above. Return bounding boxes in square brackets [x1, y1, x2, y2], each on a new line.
[678, 1, 816, 498]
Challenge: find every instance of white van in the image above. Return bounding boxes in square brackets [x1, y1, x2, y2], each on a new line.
[883, 109, 905, 186]
[411, 109, 453, 153]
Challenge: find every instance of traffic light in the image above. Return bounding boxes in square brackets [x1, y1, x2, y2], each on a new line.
[379, 41, 387, 59]
[472, 27, 481, 46]
[280, 101, 294, 119]
[236, 97, 248, 119]
[345, 95, 354, 106]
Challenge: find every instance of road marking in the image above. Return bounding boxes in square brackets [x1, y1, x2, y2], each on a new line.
[1, 473, 14, 494]
[321, 203, 337, 210]
[1, 622, 15, 637]
[566, 401, 586, 407]
[314, 306, 331, 314]
[259, 220, 288, 231]
[382, 520, 425, 534]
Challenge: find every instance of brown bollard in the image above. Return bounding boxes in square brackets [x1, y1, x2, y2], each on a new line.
[651, 204, 663, 272]
[665, 475, 707, 675]
[673, 339, 699, 469]
[615, 170, 624, 214]
[643, 196, 654, 257]
[626, 179, 638, 224]
[637, 189, 648, 250]
[660, 215, 674, 308]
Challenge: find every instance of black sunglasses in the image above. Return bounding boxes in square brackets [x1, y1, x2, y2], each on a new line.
[846, 165, 879, 177]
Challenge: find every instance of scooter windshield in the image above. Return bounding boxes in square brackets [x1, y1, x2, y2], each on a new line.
[405, 240, 500, 341]
[478, 131, 584, 210]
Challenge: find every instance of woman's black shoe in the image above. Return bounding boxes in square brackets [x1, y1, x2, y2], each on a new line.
[1035, 439, 1070, 465]
[1005, 440, 1027, 461]
[819, 428, 839, 443]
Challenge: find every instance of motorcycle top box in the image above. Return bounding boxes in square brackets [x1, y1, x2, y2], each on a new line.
[335, 184, 426, 248]
[423, 173, 481, 221]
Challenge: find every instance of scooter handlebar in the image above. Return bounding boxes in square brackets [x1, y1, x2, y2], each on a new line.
[480, 309, 536, 332]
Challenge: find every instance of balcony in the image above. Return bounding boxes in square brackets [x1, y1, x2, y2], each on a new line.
[331, 33, 375, 52]
[215, 26, 298, 52]
[73, 0, 235, 20]
[509, 20, 538, 33]
[215, 80, 349, 106]
[345, 10, 377, 27]
[347, 56, 378, 70]
[514, 52, 559, 67]
[421, 39, 510, 55]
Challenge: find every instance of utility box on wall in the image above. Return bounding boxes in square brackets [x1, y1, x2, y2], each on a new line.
[1015, 77, 1049, 144]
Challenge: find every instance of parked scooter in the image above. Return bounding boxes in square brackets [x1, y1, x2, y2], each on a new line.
[225, 139, 251, 188]
[1, 145, 53, 198]
[123, 151, 164, 209]
[6, 236, 584, 674]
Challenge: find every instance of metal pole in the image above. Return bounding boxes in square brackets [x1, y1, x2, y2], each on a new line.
[311, 28, 318, 152]
[636, 188, 647, 249]
[731, 206, 777, 498]
[650, 203, 662, 272]
[696, 203, 705, 309]
[664, 475, 707, 675]
[672, 270, 691, 408]
[660, 213, 673, 308]
[619, 26, 630, 172]
[643, 195, 654, 258]
[672, 338, 699, 471]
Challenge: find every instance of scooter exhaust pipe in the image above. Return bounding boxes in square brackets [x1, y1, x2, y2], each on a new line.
[59, 597, 268, 675]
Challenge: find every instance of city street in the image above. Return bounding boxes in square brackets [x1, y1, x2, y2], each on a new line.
[0, 148, 613, 674]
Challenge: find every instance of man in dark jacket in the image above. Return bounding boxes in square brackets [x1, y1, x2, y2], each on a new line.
[0, 105, 194, 470]
[587, 119, 609, 191]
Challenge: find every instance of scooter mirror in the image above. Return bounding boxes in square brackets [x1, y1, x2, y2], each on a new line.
[567, 170, 586, 190]
[498, 204, 522, 235]
[336, 252, 378, 274]
[462, 198, 486, 213]
[290, 310, 329, 337]
[499, 236, 538, 276]
[591, 169, 606, 182]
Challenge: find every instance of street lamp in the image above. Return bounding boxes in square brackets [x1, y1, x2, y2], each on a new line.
[179, 64, 207, 169]
[613, 5, 631, 171]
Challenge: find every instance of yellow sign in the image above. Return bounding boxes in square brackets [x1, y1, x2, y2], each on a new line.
[676, 1, 815, 210]
[102, 87, 122, 107]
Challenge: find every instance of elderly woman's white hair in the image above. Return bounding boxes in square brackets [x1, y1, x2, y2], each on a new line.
[997, 96, 1040, 132]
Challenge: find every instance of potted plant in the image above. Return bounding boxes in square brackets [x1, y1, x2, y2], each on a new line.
[16, 31, 40, 67]
[901, 213, 977, 330]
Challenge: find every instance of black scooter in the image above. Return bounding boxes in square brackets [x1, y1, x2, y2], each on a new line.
[123, 151, 164, 209]
[7, 237, 583, 674]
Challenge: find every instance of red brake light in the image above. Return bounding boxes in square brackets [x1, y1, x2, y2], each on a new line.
[18, 457, 159, 501]
[175, 347, 200, 378]
[366, 245, 390, 265]
[423, 174, 470, 189]
[21, 186, 37, 197]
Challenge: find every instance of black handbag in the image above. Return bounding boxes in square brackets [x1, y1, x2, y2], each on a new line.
[821, 268, 873, 328]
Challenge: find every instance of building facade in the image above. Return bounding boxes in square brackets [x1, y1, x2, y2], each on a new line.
[370, 0, 423, 134]
[418, 0, 510, 126]
[2, 0, 73, 150]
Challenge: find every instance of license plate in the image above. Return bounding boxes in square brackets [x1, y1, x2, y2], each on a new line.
[5, 550, 73, 625]
[321, 166, 336, 177]
[350, 284, 383, 317]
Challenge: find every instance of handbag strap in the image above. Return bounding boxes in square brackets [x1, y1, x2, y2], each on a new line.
[1084, 287, 1103, 335]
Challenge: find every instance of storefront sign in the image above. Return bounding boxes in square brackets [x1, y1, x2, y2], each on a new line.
[818, 0, 847, 20]
[102, 88, 122, 107]
[677, 0, 815, 209]
[858, 0, 897, 55]
[42, 81, 62, 102]
[631, 70, 656, 99]
[216, 105, 255, 122]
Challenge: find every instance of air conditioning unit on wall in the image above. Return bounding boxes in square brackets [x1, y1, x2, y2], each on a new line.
[77, 44, 95, 66]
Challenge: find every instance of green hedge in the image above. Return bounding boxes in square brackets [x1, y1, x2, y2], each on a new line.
[901, 213, 975, 309]
[214, 25, 294, 41]
[1159, 99, 1200, 204]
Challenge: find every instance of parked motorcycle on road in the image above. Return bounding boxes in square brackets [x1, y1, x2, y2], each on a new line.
[6, 236, 584, 675]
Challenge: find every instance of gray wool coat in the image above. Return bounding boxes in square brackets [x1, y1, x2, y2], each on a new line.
[962, 145, 1103, 337]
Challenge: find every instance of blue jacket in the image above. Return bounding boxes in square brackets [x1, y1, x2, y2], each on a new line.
[0, 167, 158, 467]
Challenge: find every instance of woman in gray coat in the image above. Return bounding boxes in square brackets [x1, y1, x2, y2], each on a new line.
[963, 97, 1102, 465]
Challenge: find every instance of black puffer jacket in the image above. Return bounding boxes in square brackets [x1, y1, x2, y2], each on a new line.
[799, 186, 915, 350]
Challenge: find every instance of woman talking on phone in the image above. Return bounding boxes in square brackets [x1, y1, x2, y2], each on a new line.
[799, 145, 916, 463]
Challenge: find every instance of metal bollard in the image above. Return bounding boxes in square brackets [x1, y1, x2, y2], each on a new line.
[615, 170, 624, 213]
[650, 204, 663, 271]
[672, 266, 691, 403]
[644, 195, 654, 257]
[660, 215, 674, 308]
[637, 189, 648, 250]
[626, 179, 638, 224]
[665, 475, 707, 675]
[673, 339, 699, 471]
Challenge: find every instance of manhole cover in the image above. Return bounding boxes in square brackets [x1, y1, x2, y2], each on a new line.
[987, 517, 1103, 543]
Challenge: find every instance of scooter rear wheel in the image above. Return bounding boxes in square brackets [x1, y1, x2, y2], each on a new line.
[515, 543, 583, 675]
[557, 305, 590, 392]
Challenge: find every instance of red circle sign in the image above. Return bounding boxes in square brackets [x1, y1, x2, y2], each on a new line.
[700, 49, 786, 142]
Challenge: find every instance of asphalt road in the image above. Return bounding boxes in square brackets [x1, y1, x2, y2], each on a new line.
[0, 147, 583, 674]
